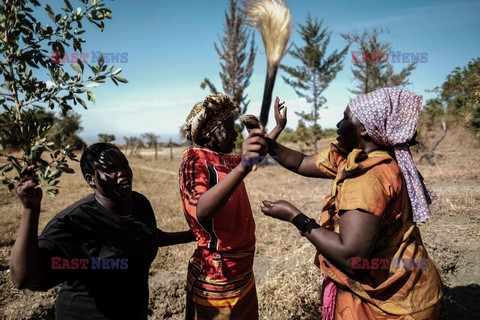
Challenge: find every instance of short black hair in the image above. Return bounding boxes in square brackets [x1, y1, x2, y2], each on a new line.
[80, 143, 121, 179]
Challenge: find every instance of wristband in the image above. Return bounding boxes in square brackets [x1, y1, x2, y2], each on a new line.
[291, 213, 317, 236]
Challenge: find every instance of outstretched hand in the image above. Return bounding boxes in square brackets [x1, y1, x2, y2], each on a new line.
[15, 167, 42, 212]
[260, 199, 301, 222]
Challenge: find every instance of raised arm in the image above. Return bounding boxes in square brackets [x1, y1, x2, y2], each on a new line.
[196, 129, 267, 223]
[10, 176, 43, 289]
[260, 200, 382, 271]
[267, 138, 330, 178]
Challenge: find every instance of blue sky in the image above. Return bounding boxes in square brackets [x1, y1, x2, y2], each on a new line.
[56, 0, 480, 144]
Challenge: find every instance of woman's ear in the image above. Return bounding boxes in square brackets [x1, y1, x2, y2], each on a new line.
[85, 174, 96, 189]
[359, 128, 372, 141]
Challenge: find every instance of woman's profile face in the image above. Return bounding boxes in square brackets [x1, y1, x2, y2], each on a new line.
[336, 106, 365, 152]
[212, 117, 238, 154]
[90, 149, 133, 200]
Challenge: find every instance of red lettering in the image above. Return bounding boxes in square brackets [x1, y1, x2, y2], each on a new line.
[79, 258, 89, 269]
[51, 51, 60, 63]
[379, 258, 390, 269]
[71, 52, 79, 63]
[351, 51, 363, 63]
[380, 52, 389, 63]
[51, 257, 61, 269]
[80, 52, 89, 63]
[351, 257, 361, 269]
[61, 258, 71, 269]
[70, 258, 79, 269]
[370, 258, 379, 269]
[59, 53, 70, 63]
[360, 258, 370, 269]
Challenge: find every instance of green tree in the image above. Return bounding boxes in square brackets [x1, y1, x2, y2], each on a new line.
[47, 111, 85, 150]
[141, 132, 159, 160]
[0, 0, 127, 195]
[280, 15, 348, 151]
[427, 57, 480, 137]
[441, 58, 480, 116]
[200, 0, 256, 151]
[98, 133, 115, 143]
[123, 136, 143, 156]
[341, 27, 416, 95]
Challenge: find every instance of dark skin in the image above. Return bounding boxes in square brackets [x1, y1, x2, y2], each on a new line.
[195, 103, 285, 224]
[10, 151, 194, 289]
[262, 104, 383, 271]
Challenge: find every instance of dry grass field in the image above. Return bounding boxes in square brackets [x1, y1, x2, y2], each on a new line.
[1, 130, 479, 319]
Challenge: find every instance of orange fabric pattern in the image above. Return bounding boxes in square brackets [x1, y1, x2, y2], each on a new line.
[314, 143, 443, 319]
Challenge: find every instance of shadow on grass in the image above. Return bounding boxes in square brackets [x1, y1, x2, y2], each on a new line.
[440, 284, 480, 319]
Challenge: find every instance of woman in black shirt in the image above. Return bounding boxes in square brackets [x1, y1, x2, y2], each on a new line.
[10, 142, 194, 319]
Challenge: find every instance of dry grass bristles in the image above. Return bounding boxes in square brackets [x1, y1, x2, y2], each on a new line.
[243, 0, 292, 66]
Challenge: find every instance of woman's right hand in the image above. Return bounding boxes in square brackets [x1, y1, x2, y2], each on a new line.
[15, 175, 42, 213]
[241, 128, 268, 172]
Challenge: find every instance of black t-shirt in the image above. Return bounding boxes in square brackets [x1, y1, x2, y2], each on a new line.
[34, 192, 159, 320]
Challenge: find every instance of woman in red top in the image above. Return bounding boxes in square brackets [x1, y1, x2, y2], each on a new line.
[179, 94, 284, 320]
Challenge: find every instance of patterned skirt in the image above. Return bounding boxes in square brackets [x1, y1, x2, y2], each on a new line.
[185, 247, 258, 320]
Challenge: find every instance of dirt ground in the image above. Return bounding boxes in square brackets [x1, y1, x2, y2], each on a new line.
[1, 130, 479, 319]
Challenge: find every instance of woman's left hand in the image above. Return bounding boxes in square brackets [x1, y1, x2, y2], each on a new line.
[273, 97, 287, 130]
[260, 199, 301, 222]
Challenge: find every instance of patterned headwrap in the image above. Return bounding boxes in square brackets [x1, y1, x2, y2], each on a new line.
[183, 94, 238, 144]
[348, 87, 437, 224]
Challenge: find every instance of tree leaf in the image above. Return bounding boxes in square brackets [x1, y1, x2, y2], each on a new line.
[64, 0, 73, 11]
[44, 4, 55, 21]
[87, 91, 95, 104]
[71, 63, 82, 74]
[113, 76, 128, 83]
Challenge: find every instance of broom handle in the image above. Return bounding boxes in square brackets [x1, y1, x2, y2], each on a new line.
[259, 64, 279, 127]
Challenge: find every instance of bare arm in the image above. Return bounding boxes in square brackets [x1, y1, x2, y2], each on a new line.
[157, 229, 196, 247]
[305, 210, 381, 268]
[261, 200, 382, 270]
[196, 129, 267, 223]
[10, 177, 43, 289]
[267, 138, 330, 178]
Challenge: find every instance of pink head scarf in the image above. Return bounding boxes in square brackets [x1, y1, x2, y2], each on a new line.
[348, 87, 436, 224]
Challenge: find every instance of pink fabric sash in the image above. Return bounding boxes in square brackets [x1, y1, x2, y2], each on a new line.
[319, 275, 337, 320]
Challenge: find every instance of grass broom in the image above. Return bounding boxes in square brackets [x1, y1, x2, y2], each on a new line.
[243, 0, 292, 128]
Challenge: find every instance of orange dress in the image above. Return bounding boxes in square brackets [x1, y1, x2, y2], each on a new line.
[314, 143, 443, 320]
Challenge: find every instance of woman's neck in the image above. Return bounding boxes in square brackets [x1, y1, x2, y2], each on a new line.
[94, 193, 133, 216]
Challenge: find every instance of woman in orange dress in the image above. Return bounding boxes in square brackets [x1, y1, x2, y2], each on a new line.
[262, 87, 443, 319]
